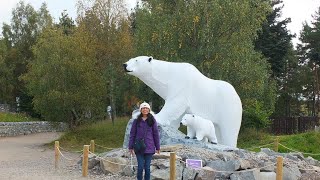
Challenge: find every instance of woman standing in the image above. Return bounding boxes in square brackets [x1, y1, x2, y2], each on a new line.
[129, 102, 160, 180]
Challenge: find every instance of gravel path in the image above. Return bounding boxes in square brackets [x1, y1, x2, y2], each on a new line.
[0, 132, 94, 180]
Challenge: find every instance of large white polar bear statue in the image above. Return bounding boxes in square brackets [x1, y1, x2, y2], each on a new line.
[181, 114, 218, 144]
[123, 56, 242, 147]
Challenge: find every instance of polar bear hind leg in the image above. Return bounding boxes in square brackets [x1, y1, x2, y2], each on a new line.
[208, 134, 218, 144]
[195, 133, 204, 141]
[219, 124, 239, 147]
[208, 124, 218, 144]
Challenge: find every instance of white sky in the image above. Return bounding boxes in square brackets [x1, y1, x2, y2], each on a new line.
[0, 0, 319, 46]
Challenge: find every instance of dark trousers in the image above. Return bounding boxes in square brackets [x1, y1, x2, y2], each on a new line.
[136, 153, 153, 180]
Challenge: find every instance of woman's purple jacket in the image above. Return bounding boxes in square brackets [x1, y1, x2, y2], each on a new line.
[129, 118, 160, 154]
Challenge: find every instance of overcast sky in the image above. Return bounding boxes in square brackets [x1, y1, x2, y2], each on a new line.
[0, 0, 319, 45]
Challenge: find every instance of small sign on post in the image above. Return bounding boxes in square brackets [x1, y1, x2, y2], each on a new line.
[186, 159, 202, 169]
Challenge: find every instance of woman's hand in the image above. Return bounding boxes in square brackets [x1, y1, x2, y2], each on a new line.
[129, 149, 135, 156]
[156, 150, 160, 154]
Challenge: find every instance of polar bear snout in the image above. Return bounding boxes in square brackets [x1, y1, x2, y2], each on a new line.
[123, 63, 132, 72]
[181, 119, 187, 126]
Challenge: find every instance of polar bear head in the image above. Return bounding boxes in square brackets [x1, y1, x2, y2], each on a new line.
[181, 114, 195, 126]
[123, 56, 153, 78]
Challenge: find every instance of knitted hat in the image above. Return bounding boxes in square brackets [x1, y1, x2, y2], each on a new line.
[139, 102, 151, 111]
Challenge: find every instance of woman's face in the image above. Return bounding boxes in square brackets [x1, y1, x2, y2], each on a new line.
[141, 107, 150, 116]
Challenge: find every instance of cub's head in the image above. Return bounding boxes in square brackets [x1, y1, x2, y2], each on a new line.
[123, 56, 153, 77]
[181, 114, 195, 126]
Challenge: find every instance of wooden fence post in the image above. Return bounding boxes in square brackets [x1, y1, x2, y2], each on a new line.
[82, 145, 90, 177]
[90, 140, 95, 153]
[274, 136, 279, 152]
[276, 156, 283, 180]
[55, 141, 59, 169]
[170, 152, 176, 180]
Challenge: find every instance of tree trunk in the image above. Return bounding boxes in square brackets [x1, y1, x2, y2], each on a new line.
[315, 64, 320, 115]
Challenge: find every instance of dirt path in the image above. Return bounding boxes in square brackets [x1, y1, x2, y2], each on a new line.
[0, 132, 87, 180]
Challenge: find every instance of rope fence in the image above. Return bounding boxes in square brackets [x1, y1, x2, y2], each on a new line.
[54, 139, 320, 179]
[247, 142, 274, 151]
[278, 143, 320, 156]
[246, 137, 320, 156]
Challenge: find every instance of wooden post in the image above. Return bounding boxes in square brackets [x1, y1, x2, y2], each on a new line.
[90, 140, 95, 153]
[276, 156, 283, 180]
[170, 152, 176, 180]
[55, 141, 59, 169]
[82, 145, 90, 177]
[274, 136, 279, 152]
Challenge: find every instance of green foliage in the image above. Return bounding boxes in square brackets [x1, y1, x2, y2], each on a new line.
[273, 47, 304, 116]
[22, 27, 107, 128]
[0, 112, 38, 122]
[1, 1, 53, 115]
[255, 0, 294, 78]
[254, 0, 302, 117]
[0, 39, 14, 103]
[295, 7, 320, 116]
[57, 10, 75, 35]
[238, 128, 273, 148]
[76, 0, 134, 117]
[242, 101, 272, 130]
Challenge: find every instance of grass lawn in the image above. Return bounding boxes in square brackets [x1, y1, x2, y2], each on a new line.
[0, 112, 38, 122]
[238, 128, 320, 160]
[55, 117, 130, 153]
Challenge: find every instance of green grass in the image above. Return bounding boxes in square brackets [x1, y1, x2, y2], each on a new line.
[238, 128, 275, 149]
[0, 112, 38, 122]
[238, 128, 320, 160]
[54, 117, 130, 153]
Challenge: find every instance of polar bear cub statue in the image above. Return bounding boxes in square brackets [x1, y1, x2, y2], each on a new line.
[181, 114, 218, 144]
[123, 56, 242, 147]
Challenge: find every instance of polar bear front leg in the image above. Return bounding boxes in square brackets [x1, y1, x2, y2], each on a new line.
[155, 98, 188, 129]
[186, 126, 196, 139]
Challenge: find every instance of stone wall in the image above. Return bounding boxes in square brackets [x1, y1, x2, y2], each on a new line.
[0, 121, 68, 137]
[0, 104, 10, 112]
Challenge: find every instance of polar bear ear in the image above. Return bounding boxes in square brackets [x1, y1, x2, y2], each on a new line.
[148, 56, 153, 62]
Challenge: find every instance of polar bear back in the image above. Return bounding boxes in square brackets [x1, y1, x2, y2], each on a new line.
[187, 80, 242, 121]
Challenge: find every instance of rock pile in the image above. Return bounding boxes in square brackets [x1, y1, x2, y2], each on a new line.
[84, 144, 320, 180]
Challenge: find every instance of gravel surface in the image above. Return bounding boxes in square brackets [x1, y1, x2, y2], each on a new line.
[0, 132, 129, 180]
